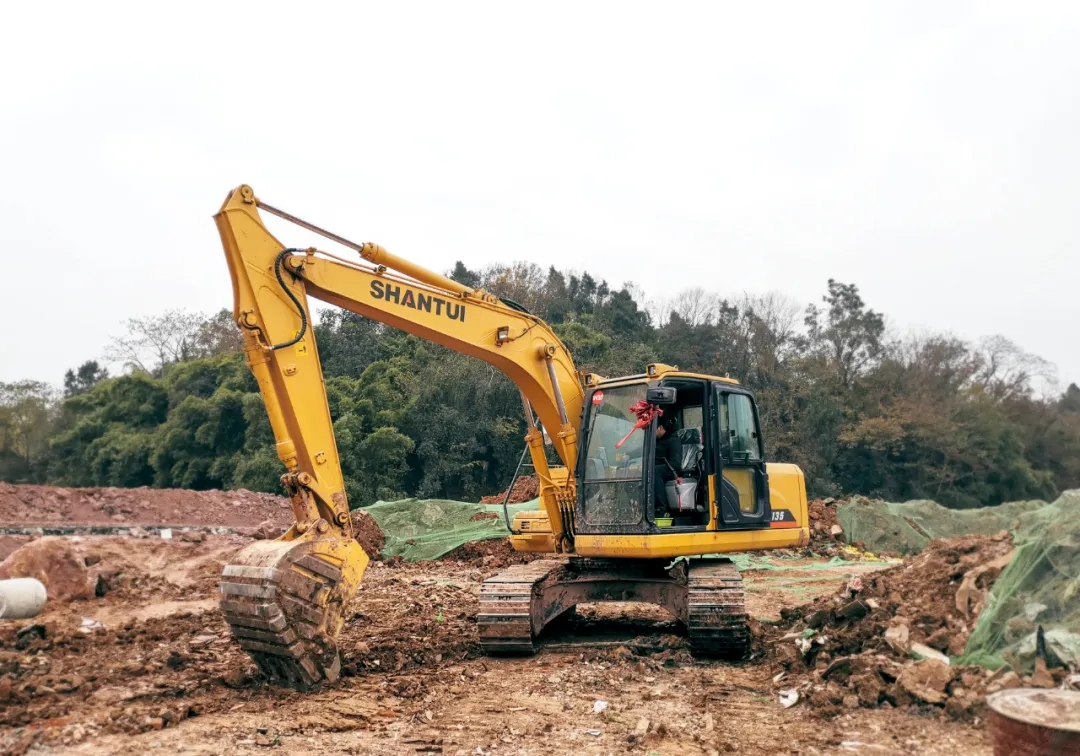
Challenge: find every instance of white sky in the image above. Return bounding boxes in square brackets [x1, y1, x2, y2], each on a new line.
[2, 1, 1078, 388]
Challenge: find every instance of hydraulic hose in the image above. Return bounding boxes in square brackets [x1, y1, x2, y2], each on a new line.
[270, 248, 308, 351]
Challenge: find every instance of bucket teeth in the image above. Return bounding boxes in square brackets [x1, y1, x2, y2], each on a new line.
[219, 537, 367, 688]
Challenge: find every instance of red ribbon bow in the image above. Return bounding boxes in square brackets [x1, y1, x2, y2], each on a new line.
[615, 400, 663, 449]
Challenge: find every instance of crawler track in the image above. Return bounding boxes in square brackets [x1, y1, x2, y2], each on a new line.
[477, 559, 563, 654]
[686, 558, 750, 659]
[477, 556, 749, 659]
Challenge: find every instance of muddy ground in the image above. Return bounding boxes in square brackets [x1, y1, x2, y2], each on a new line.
[0, 487, 997, 755]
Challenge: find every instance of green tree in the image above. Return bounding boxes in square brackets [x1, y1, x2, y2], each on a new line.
[0, 381, 58, 482]
[63, 360, 109, 398]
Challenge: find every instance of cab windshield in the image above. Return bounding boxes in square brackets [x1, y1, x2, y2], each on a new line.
[583, 384, 648, 479]
[579, 384, 649, 527]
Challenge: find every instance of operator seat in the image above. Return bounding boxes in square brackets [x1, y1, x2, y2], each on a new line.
[674, 427, 704, 473]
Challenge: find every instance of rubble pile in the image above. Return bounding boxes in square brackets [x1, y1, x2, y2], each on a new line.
[765, 533, 1067, 721]
[350, 509, 386, 559]
[479, 474, 540, 505]
[807, 497, 845, 552]
[444, 538, 536, 569]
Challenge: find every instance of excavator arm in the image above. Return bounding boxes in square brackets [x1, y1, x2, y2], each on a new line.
[212, 185, 584, 686]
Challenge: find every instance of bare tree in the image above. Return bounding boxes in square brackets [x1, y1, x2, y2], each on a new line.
[105, 309, 208, 374]
[974, 335, 1057, 401]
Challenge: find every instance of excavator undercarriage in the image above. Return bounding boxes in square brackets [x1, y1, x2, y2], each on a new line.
[478, 557, 749, 658]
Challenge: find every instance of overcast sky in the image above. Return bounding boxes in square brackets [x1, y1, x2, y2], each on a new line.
[3, 1, 1077, 389]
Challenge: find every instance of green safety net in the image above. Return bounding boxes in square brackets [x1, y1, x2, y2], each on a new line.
[833, 488, 1080, 672]
[363, 497, 542, 561]
[961, 490, 1080, 672]
[836, 496, 1048, 556]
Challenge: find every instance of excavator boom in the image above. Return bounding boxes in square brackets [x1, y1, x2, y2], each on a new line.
[213, 185, 584, 685]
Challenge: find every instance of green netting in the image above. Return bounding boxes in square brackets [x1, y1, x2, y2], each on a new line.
[961, 490, 1080, 672]
[836, 496, 1048, 555]
[363, 497, 541, 561]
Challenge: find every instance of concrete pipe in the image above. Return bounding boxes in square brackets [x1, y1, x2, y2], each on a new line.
[0, 578, 48, 620]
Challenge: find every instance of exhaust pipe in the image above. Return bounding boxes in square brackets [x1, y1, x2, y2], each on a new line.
[0, 578, 47, 619]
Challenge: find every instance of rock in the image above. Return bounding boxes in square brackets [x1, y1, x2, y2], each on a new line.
[851, 673, 883, 707]
[947, 633, 968, 657]
[925, 627, 952, 653]
[254, 520, 283, 540]
[634, 718, 650, 736]
[178, 530, 206, 543]
[1027, 664, 1056, 689]
[842, 694, 860, 709]
[885, 624, 910, 654]
[822, 657, 852, 681]
[837, 600, 870, 621]
[830, 524, 844, 538]
[703, 712, 714, 732]
[0, 538, 94, 601]
[994, 671, 1022, 691]
[898, 660, 952, 705]
[255, 728, 279, 746]
[592, 700, 608, 714]
[806, 610, 830, 629]
[909, 643, 950, 665]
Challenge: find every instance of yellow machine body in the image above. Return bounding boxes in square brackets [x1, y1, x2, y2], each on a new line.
[211, 185, 810, 682]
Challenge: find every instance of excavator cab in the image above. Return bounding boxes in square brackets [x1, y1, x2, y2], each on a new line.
[574, 370, 776, 536]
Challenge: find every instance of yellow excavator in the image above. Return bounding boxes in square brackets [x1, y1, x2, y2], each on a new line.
[213, 185, 809, 687]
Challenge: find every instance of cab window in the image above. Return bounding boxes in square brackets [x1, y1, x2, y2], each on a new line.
[720, 393, 761, 463]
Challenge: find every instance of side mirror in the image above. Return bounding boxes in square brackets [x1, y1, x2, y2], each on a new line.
[646, 387, 677, 405]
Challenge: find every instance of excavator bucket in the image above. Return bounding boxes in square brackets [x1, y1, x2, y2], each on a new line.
[219, 534, 368, 687]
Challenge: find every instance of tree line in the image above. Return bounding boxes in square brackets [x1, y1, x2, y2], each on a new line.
[3, 263, 1078, 509]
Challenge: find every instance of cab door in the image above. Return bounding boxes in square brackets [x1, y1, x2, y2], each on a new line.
[710, 384, 772, 528]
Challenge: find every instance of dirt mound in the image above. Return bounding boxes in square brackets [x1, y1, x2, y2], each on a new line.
[0, 538, 95, 601]
[0, 535, 29, 562]
[479, 474, 539, 505]
[0, 482, 291, 528]
[764, 534, 1047, 721]
[444, 539, 536, 568]
[350, 509, 385, 559]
